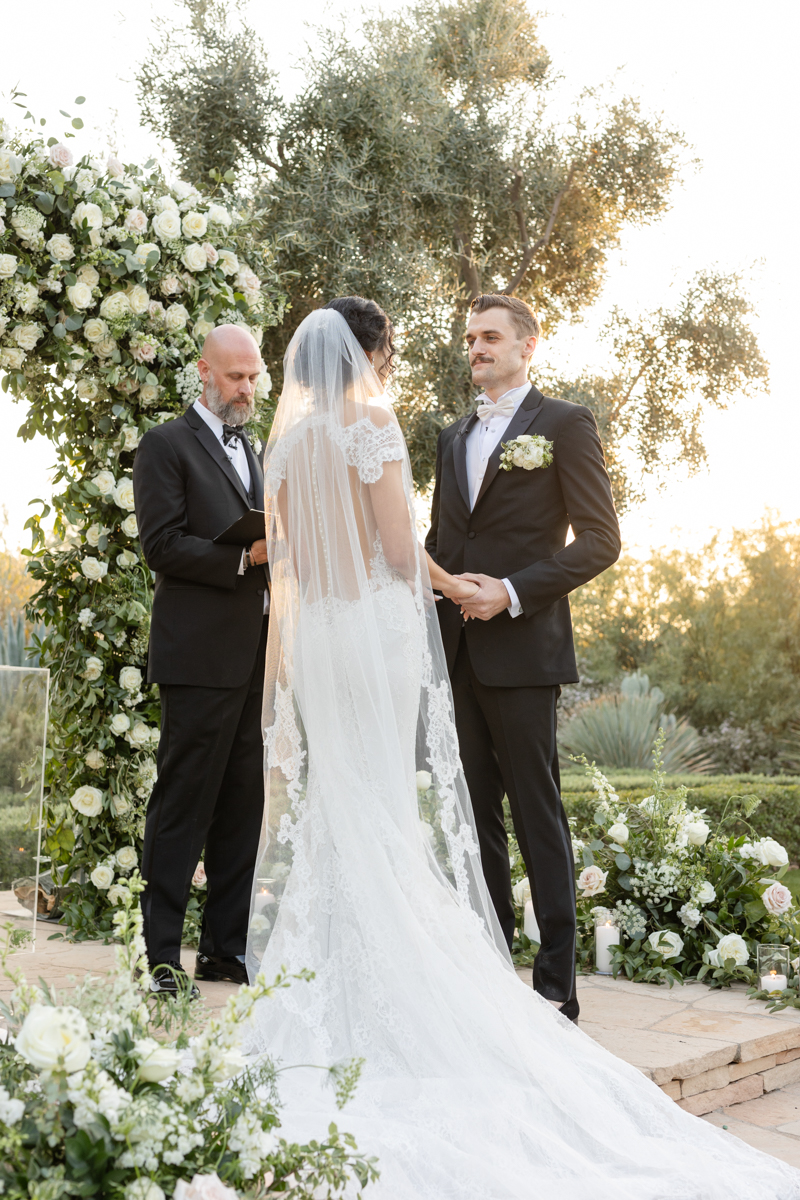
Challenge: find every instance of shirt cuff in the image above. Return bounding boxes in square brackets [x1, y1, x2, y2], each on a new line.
[502, 577, 523, 618]
[238, 550, 247, 575]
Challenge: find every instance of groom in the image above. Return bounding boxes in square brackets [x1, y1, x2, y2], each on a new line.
[133, 324, 269, 995]
[426, 294, 621, 1022]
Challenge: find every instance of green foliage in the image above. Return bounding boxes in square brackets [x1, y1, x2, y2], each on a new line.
[569, 518, 800, 767]
[0, 797, 37, 889]
[558, 671, 711, 773]
[132, 0, 767, 501]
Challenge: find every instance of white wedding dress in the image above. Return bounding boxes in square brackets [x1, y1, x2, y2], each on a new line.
[245, 309, 800, 1199]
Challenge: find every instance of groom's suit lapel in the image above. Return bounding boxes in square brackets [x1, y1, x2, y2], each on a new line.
[474, 385, 544, 510]
[184, 406, 251, 509]
[453, 414, 478, 512]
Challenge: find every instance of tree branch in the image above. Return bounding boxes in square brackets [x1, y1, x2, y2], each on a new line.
[503, 163, 576, 297]
[454, 226, 482, 302]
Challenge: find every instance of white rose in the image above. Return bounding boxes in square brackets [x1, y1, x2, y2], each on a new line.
[116, 845, 138, 872]
[218, 249, 239, 276]
[193, 318, 214, 342]
[512, 876, 531, 907]
[70, 785, 104, 817]
[160, 274, 183, 296]
[207, 204, 232, 227]
[164, 303, 189, 331]
[117, 549, 139, 569]
[73, 167, 98, 196]
[712, 932, 750, 967]
[152, 208, 182, 242]
[84, 749, 105, 771]
[0, 253, 18, 278]
[154, 195, 179, 213]
[762, 881, 793, 916]
[92, 468, 116, 495]
[111, 792, 129, 815]
[123, 208, 149, 234]
[115, 179, 142, 207]
[125, 283, 150, 316]
[48, 142, 74, 169]
[110, 712, 131, 735]
[182, 211, 208, 239]
[105, 154, 124, 179]
[685, 820, 710, 847]
[46, 233, 75, 261]
[15, 1004, 91, 1075]
[72, 202, 104, 231]
[249, 912, 270, 935]
[90, 863, 114, 890]
[66, 282, 95, 310]
[126, 720, 151, 748]
[121, 513, 139, 537]
[126, 1182, 165, 1200]
[0, 150, 23, 182]
[171, 180, 196, 202]
[134, 1038, 181, 1083]
[173, 1174, 239, 1200]
[112, 478, 136, 510]
[119, 665, 143, 693]
[757, 838, 789, 868]
[76, 378, 99, 401]
[577, 865, 608, 897]
[416, 770, 432, 792]
[77, 265, 100, 288]
[16, 282, 40, 314]
[99, 292, 131, 321]
[13, 322, 42, 351]
[139, 382, 160, 406]
[236, 266, 260, 293]
[181, 243, 208, 272]
[607, 823, 629, 845]
[254, 369, 272, 401]
[0, 348, 25, 370]
[695, 881, 716, 906]
[135, 242, 160, 268]
[121, 426, 142, 452]
[83, 656, 103, 681]
[81, 557, 108, 582]
[107, 883, 129, 907]
[83, 317, 108, 344]
[647, 930, 684, 960]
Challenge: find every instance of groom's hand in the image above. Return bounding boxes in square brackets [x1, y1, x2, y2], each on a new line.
[454, 573, 512, 621]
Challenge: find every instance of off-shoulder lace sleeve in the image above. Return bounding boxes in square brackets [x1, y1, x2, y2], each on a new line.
[332, 418, 406, 484]
[266, 415, 405, 491]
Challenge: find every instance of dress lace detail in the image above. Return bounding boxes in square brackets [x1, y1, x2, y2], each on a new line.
[264, 682, 305, 805]
[265, 413, 405, 492]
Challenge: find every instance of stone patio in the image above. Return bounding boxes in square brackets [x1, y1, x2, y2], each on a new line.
[4, 891, 800, 1168]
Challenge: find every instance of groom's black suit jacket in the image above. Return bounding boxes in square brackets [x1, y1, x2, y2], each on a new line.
[133, 405, 267, 688]
[425, 385, 621, 688]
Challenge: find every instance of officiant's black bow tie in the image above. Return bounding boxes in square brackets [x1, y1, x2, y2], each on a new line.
[222, 424, 243, 447]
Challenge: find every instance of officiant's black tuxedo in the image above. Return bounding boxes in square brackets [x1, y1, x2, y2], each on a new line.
[426, 384, 621, 1019]
[133, 405, 268, 969]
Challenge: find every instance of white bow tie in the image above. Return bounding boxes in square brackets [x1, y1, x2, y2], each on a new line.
[476, 395, 516, 422]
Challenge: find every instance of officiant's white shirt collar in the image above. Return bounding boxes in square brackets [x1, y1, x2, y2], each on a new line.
[193, 396, 226, 436]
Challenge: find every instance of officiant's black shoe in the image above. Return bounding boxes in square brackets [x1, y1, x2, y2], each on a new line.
[149, 960, 201, 1000]
[194, 953, 248, 985]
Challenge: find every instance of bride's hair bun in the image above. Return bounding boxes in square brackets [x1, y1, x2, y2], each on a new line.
[323, 295, 395, 373]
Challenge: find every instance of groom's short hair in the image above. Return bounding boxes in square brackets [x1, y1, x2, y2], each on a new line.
[469, 294, 540, 341]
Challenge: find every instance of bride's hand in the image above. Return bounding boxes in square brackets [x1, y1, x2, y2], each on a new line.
[442, 576, 480, 603]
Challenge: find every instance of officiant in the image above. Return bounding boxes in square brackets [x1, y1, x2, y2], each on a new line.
[133, 324, 269, 995]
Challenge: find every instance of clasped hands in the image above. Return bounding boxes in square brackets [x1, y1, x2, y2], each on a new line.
[442, 573, 512, 622]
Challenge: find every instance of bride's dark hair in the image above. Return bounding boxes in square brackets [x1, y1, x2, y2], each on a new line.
[323, 295, 396, 378]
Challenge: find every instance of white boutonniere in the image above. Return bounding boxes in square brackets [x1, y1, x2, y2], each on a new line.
[499, 433, 553, 472]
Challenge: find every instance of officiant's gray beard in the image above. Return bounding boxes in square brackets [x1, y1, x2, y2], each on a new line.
[203, 374, 255, 426]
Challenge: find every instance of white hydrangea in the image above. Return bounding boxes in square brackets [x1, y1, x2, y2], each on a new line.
[678, 903, 701, 929]
[77, 607, 96, 628]
[175, 362, 203, 405]
[66, 1065, 130, 1130]
[227, 1110, 277, 1179]
[0, 1084, 25, 1126]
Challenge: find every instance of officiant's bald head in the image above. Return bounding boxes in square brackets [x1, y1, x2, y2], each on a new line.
[198, 324, 263, 426]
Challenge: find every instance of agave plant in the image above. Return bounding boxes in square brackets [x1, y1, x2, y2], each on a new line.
[558, 672, 713, 773]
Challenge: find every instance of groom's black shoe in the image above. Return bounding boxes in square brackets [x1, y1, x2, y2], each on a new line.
[194, 952, 248, 985]
[149, 960, 201, 1000]
[558, 997, 580, 1024]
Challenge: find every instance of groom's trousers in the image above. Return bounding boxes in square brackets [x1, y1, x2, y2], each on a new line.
[451, 632, 578, 1018]
[141, 616, 268, 968]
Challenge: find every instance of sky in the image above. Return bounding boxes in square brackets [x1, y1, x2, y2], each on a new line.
[0, 0, 798, 555]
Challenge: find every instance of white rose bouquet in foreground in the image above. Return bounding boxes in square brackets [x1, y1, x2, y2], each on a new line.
[0, 97, 286, 940]
[564, 733, 800, 988]
[0, 877, 378, 1199]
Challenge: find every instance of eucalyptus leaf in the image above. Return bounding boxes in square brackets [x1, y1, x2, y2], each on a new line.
[53, 323, 66, 339]
[614, 852, 631, 871]
[617, 873, 633, 891]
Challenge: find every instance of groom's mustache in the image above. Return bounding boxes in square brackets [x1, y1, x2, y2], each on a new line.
[471, 355, 494, 366]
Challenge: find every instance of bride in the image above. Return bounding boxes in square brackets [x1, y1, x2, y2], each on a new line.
[245, 300, 799, 1199]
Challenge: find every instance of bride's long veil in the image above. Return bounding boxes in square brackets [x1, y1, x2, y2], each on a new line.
[245, 309, 508, 985]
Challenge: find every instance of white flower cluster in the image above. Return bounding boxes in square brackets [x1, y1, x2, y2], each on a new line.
[613, 899, 647, 940]
[228, 1110, 277, 1179]
[740, 837, 789, 868]
[499, 433, 553, 473]
[174, 361, 204, 406]
[630, 858, 680, 903]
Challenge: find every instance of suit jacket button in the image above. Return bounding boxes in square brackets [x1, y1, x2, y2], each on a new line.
[257, 588, 265, 595]
[467, 531, 476, 539]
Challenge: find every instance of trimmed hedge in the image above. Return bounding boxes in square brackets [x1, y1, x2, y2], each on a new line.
[559, 772, 800, 864]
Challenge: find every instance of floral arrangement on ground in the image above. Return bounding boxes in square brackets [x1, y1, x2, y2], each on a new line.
[0, 875, 378, 1199]
[0, 95, 286, 940]
[510, 733, 800, 993]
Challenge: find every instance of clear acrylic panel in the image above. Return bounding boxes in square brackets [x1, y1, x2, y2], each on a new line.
[0, 666, 50, 951]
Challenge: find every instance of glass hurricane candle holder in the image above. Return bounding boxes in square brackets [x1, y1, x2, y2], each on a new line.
[756, 944, 790, 994]
[594, 915, 621, 975]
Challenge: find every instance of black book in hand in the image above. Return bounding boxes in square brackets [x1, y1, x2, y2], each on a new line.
[213, 509, 266, 546]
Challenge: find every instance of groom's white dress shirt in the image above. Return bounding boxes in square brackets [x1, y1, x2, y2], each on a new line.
[466, 383, 531, 619]
[192, 398, 269, 612]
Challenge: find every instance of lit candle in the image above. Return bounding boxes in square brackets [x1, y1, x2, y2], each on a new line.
[595, 921, 621, 974]
[254, 888, 275, 915]
[523, 900, 540, 943]
[760, 969, 788, 993]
